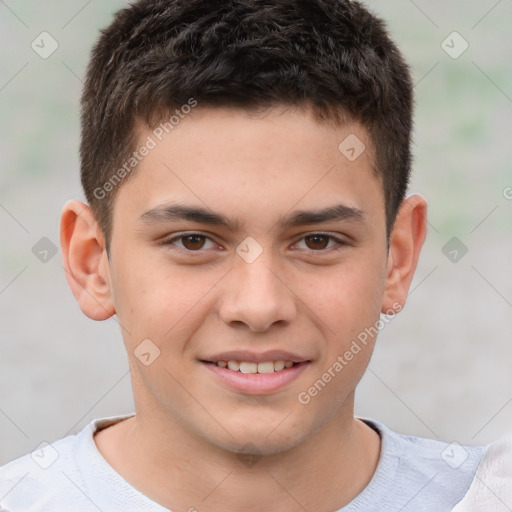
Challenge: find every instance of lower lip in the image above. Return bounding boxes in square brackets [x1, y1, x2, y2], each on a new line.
[202, 361, 310, 394]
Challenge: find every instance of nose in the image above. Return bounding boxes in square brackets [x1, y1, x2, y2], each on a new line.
[218, 254, 297, 333]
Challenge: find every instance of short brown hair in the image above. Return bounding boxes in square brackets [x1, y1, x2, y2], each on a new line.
[80, 0, 414, 250]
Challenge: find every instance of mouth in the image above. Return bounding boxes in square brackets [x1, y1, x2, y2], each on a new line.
[200, 354, 311, 394]
[203, 360, 298, 374]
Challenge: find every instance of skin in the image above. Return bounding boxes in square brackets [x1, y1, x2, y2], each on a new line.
[60, 105, 427, 512]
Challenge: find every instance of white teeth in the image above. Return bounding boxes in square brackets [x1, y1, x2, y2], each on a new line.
[227, 360, 240, 371]
[218, 360, 296, 373]
[257, 361, 275, 374]
[273, 360, 285, 371]
[239, 362, 257, 374]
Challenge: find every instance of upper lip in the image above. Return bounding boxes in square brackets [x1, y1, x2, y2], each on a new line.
[201, 350, 311, 363]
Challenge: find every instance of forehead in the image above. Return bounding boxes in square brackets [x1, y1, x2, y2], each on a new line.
[113, 105, 384, 231]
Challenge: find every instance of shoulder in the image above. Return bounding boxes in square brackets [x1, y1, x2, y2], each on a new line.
[376, 419, 486, 480]
[357, 419, 488, 510]
[0, 430, 88, 511]
[0, 415, 135, 512]
[0, 414, 139, 511]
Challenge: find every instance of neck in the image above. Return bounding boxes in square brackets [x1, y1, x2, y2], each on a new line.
[94, 402, 381, 512]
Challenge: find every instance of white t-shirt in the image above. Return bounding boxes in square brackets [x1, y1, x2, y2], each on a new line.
[0, 413, 486, 512]
[451, 432, 512, 512]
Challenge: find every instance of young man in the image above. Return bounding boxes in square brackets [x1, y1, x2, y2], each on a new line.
[0, 0, 487, 510]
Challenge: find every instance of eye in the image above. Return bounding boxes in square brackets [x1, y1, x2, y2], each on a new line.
[163, 233, 217, 252]
[293, 233, 347, 252]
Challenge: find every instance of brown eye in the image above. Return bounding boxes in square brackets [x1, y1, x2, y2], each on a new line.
[163, 233, 216, 252]
[304, 234, 330, 250]
[293, 233, 346, 252]
[180, 234, 207, 250]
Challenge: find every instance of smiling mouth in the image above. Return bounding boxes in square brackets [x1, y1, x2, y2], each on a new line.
[203, 360, 300, 374]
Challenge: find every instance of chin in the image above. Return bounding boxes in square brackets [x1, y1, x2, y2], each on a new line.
[204, 420, 311, 457]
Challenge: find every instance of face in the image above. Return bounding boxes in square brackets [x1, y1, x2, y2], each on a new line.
[106, 106, 391, 455]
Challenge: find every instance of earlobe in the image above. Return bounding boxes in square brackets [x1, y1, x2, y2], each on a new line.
[381, 194, 428, 314]
[60, 200, 115, 320]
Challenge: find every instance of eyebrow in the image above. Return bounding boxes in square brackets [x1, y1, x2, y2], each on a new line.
[138, 202, 366, 232]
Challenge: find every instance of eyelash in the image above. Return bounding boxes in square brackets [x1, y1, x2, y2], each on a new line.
[161, 232, 348, 255]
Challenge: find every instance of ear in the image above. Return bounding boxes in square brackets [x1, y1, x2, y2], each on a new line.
[381, 194, 428, 314]
[60, 200, 115, 320]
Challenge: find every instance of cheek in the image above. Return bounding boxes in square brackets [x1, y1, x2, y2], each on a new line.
[110, 252, 221, 346]
[294, 265, 385, 412]
[303, 257, 387, 340]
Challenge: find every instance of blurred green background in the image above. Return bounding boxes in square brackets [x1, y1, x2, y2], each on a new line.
[1, 0, 511, 464]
